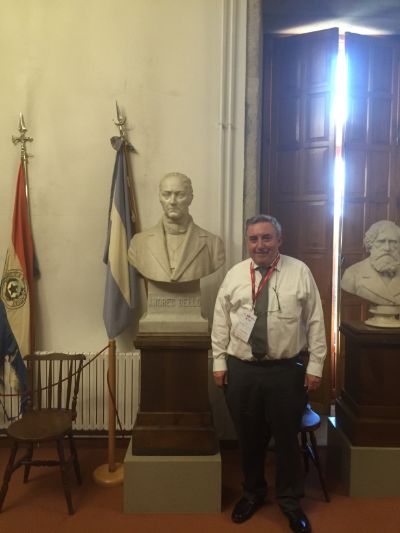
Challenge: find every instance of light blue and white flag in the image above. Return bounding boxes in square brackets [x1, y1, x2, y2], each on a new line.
[103, 137, 137, 339]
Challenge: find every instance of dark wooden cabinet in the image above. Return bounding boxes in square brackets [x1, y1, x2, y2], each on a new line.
[336, 320, 400, 446]
[132, 333, 217, 455]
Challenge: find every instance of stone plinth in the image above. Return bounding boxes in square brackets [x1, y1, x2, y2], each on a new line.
[123, 438, 221, 513]
[138, 280, 208, 333]
[327, 417, 400, 496]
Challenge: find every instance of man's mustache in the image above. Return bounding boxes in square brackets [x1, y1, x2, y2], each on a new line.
[373, 252, 399, 261]
[370, 252, 400, 275]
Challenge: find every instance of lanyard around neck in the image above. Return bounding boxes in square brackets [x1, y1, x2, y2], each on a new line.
[250, 254, 280, 307]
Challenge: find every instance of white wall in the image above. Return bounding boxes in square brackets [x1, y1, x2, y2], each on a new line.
[0, 0, 247, 438]
[0, 0, 246, 355]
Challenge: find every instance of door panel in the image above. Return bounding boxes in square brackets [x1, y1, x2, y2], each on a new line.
[339, 33, 400, 391]
[342, 33, 400, 300]
[262, 30, 400, 408]
[278, 97, 301, 145]
[304, 148, 330, 193]
[262, 29, 338, 413]
[307, 93, 331, 141]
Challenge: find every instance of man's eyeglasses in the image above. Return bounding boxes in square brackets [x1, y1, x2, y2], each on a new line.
[269, 287, 281, 313]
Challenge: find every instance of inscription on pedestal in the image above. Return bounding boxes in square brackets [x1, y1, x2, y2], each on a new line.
[139, 279, 208, 333]
[148, 296, 200, 308]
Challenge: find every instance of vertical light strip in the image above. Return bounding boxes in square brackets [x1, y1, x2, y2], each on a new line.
[218, 0, 247, 269]
[218, 0, 236, 268]
[331, 33, 348, 391]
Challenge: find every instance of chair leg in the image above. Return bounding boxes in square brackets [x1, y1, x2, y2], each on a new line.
[0, 441, 19, 512]
[23, 443, 34, 483]
[300, 431, 310, 473]
[56, 438, 74, 515]
[68, 432, 82, 485]
[309, 430, 330, 502]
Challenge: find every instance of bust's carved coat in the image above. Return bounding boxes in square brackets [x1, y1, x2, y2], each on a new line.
[128, 219, 225, 283]
[341, 258, 400, 306]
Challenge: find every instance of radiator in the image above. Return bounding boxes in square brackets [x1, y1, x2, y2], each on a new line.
[0, 351, 140, 432]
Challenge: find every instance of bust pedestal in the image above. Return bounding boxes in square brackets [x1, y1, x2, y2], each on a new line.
[328, 321, 400, 496]
[336, 320, 400, 446]
[125, 331, 221, 512]
[138, 279, 208, 333]
[132, 332, 217, 455]
[125, 324, 221, 513]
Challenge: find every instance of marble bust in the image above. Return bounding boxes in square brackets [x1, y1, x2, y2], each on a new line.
[128, 172, 225, 283]
[128, 172, 225, 333]
[341, 220, 400, 327]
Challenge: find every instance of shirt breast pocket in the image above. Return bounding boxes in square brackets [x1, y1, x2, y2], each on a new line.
[269, 293, 301, 322]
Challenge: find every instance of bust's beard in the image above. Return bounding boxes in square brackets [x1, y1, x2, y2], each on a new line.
[370, 254, 400, 277]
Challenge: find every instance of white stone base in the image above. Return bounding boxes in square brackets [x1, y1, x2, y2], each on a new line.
[365, 305, 400, 328]
[139, 279, 209, 333]
[327, 417, 400, 496]
[123, 438, 221, 513]
[139, 312, 208, 333]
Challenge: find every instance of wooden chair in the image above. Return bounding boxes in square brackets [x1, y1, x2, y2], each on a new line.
[0, 353, 85, 515]
[300, 403, 330, 502]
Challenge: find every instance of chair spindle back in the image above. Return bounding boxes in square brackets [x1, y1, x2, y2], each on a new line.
[24, 354, 85, 418]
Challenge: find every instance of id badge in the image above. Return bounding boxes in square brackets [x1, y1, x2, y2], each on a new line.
[232, 308, 257, 343]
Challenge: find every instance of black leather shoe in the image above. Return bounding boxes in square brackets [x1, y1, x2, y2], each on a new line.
[231, 496, 264, 523]
[284, 509, 312, 533]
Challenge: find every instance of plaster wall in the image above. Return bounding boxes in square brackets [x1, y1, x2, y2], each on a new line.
[0, 0, 246, 359]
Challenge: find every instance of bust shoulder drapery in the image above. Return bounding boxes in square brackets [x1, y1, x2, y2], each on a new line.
[128, 219, 225, 283]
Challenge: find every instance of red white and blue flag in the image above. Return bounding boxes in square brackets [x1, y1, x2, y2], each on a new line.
[1, 162, 36, 389]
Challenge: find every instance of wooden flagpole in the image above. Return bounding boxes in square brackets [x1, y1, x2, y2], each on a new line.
[93, 103, 132, 487]
[11, 114, 37, 355]
[93, 339, 123, 486]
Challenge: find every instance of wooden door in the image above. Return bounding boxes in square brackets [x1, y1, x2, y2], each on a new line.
[339, 33, 400, 389]
[261, 29, 338, 413]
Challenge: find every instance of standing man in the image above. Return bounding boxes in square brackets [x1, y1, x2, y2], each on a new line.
[212, 215, 326, 533]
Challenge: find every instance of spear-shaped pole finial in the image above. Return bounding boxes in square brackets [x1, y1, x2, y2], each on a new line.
[12, 113, 33, 162]
[113, 101, 135, 152]
[19, 113, 27, 134]
[11, 113, 34, 220]
[110, 102, 137, 221]
[113, 101, 127, 140]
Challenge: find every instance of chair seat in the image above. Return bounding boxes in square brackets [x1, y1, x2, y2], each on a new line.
[7, 410, 74, 441]
[299, 404, 329, 502]
[301, 403, 321, 430]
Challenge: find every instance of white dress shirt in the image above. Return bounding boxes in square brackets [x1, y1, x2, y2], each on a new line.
[211, 255, 327, 377]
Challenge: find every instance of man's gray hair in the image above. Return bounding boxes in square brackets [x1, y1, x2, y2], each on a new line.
[364, 220, 400, 252]
[245, 215, 282, 238]
[159, 172, 193, 198]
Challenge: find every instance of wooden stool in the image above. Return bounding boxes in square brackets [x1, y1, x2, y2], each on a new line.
[300, 404, 330, 502]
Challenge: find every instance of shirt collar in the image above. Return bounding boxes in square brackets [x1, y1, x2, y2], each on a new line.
[251, 253, 282, 273]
